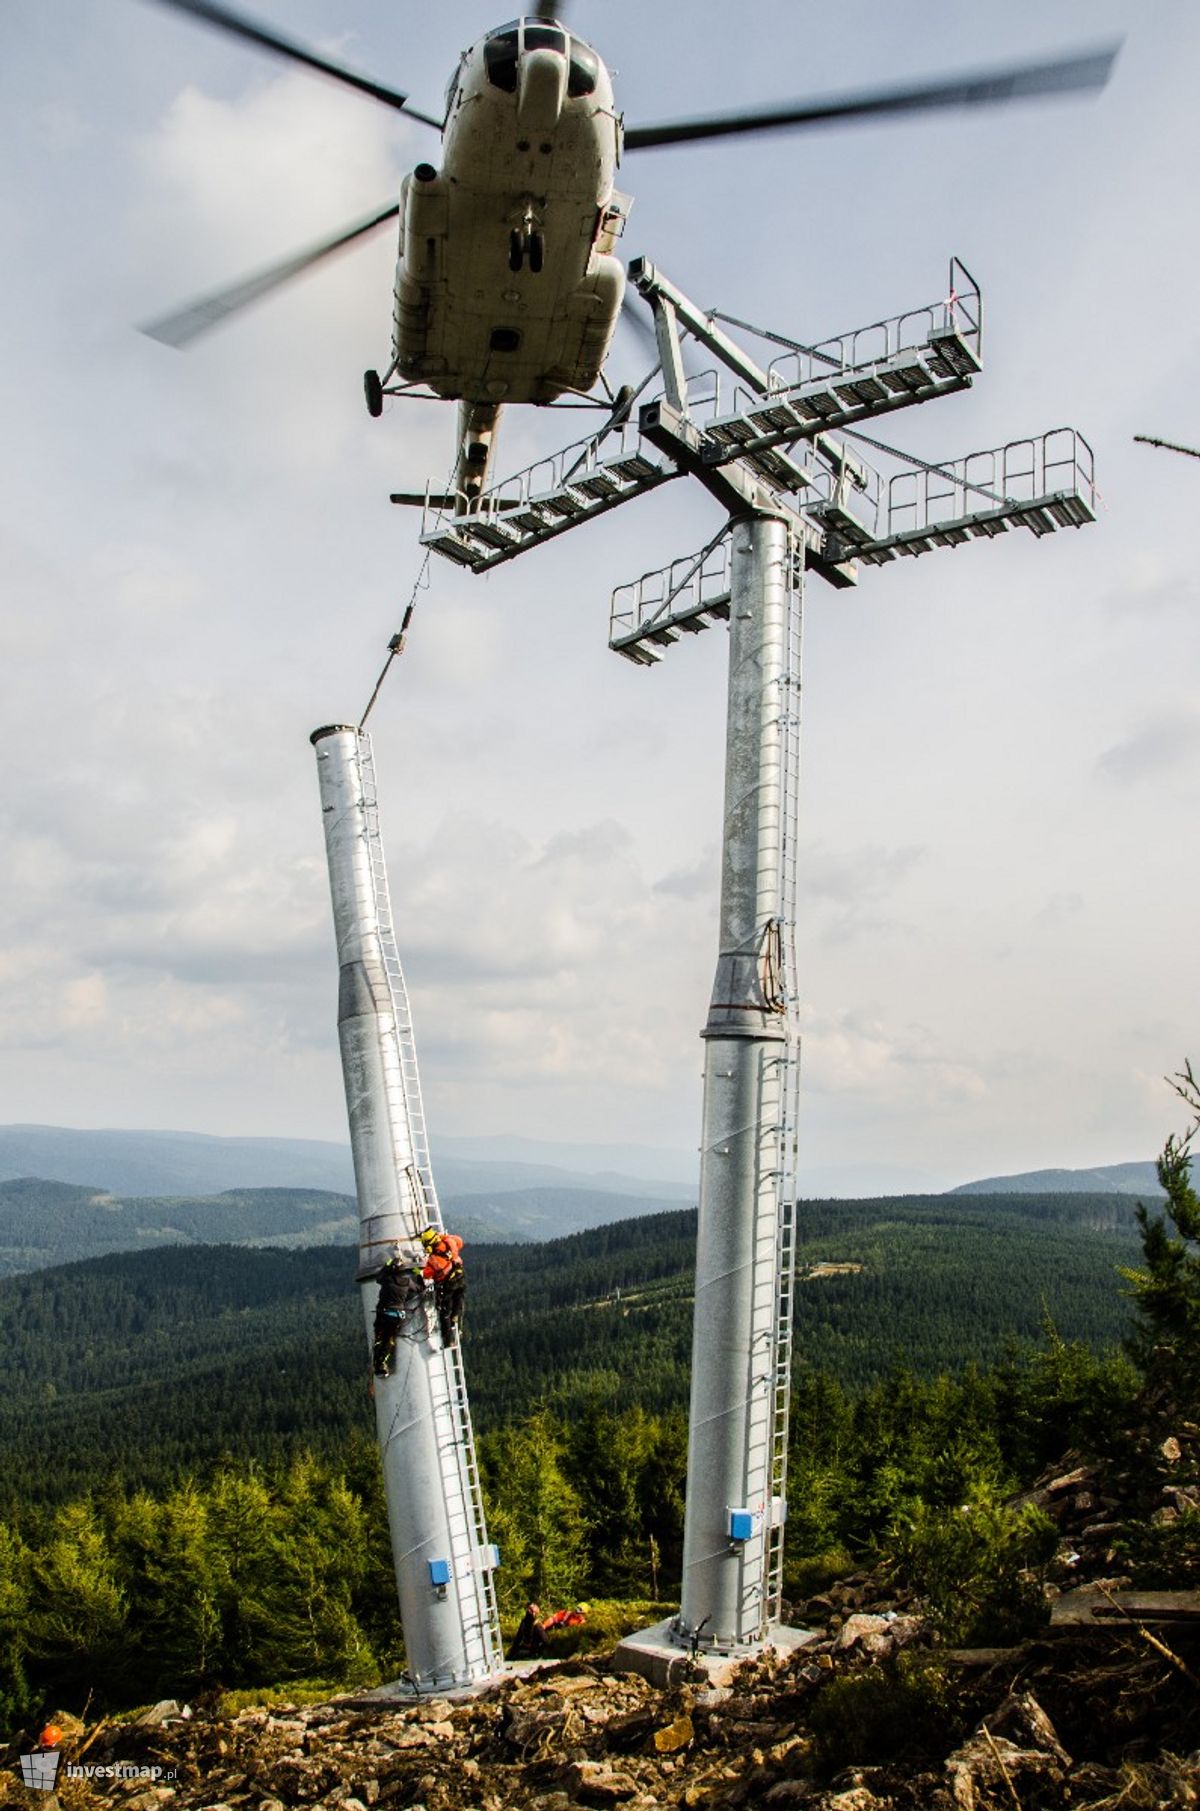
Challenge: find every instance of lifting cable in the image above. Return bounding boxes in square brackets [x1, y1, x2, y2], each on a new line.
[359, 448, 468, 730]
[358, 560, 426, 730]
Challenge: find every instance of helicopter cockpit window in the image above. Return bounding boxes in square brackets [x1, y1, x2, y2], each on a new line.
[484, 24, 520, 91]
[567, 38, 599, 97]
[523, 25, 567, 53]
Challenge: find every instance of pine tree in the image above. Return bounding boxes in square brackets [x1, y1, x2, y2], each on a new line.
[0, 1522, 32, 1729]
[130, 1484, 222, 1694]
[1123, 1061, 1200, 1411]
[27, 1499, 127, 1702]
[482, 1412, 589, 1610]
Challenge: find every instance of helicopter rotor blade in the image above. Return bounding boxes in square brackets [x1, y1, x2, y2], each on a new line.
[1134, 434, 1200, 462]
[137, 0, 442, 127]
[141, 201, 400, 347]
[623, 42, 1119, 151]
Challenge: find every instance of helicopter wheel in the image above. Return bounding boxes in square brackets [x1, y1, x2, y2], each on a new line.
[508, 229, 524, 273]
[528, 231, 545, 274]
[363, 369, 384, 418]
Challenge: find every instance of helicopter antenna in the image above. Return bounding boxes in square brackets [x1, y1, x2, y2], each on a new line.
[1134, 434, 1200, 462]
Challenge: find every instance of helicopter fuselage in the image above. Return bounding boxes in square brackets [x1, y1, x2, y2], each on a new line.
[389, 18, 627, 500]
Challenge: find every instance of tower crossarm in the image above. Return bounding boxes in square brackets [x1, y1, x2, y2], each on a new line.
[701, 257, 982, 466]
[813, 426, 1096, 570]
[415, 389, 710, 572]
[638, 398, 826, 522]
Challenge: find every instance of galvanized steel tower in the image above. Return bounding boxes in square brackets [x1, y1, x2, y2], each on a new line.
[312, 724, 503, 1691]
[677, 512, 802, 1648]
[410, 252, 1098, 1664]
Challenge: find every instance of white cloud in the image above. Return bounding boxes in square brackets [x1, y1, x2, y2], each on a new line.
[0, 0, 1197, 1182]
[1097, 707, 1200, 786]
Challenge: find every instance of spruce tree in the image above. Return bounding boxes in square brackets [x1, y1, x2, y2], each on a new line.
[1123, 1061, 1200, 1412]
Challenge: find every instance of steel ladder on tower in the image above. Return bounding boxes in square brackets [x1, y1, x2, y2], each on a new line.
[763, 537, 804, 1625]
[358, 736, 505, 1681]
[723, 532, 805, 1641]
[736, 534, 804, 1635]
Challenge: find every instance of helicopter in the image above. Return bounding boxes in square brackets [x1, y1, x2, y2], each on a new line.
[141, 1, 1119, 510]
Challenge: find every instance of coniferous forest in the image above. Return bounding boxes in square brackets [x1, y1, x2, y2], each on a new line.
[2, 1134, 1198, 1739]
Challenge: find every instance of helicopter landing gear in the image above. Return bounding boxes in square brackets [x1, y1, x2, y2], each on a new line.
[508, 229, 524, 273]
[363, 369, 384, 418]
[527, 230, 544, 273]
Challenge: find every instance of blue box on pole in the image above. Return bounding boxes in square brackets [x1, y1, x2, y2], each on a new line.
[428, 1558, 452, 1587]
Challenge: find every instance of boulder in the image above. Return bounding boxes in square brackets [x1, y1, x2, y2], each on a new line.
[652, 1714, 694, 1754]
[945, 1732, 1066, 1811]
[988, 1690, 1070, 1766]
[563, 1759, 640, 1804]
[132, 1700, 181, 1727]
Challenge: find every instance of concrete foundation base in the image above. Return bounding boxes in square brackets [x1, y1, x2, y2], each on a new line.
[611, 1618, 817, 1689]
[340, 1671, 509, 1707]
[340, 1657, 573, 1708]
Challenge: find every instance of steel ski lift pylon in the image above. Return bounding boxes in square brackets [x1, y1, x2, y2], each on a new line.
[415, 256, 1097, 1663]
[312, 726, 503, 1692]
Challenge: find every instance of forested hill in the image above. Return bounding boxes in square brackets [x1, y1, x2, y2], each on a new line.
[0, 1191, 1143, 1506]
[0, 1178, 681, 1275]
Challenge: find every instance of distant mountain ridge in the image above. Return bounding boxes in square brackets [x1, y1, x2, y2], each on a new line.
[951, 1160, 1184, 1197]
[0, 1177, 679, 1276]
[0, 1124, 695, 1205]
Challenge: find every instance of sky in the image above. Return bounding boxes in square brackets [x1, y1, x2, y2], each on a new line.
[1, 0, 1198, 1195]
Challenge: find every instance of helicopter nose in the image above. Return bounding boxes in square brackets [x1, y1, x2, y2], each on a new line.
[517, 47, 567, 131]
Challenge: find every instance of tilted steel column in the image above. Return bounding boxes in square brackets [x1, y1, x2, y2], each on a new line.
[311, 724, 496, 1690]
[678, 513, 793, 1650]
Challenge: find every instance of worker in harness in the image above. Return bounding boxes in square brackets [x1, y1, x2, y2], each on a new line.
[420, 1225, 466, 1345]
[540, 1603, 590, 1640]
[508, 1601, 543, 1660]
[363, 1245, 426, 1377]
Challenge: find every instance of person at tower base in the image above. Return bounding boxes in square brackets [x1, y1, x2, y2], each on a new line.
[363, 1246, 425, 1377]
[508, 1601, 544, 1659]
[540, 1603, 589, 1642]
[420, 1225, 466, 1344]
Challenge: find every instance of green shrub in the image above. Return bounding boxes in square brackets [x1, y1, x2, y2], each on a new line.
[808, 1655, 966, 1771]
[1117, 1510, 1200, 1588]
[888, 1488, 1056, 1645]
[784, 1548, 856, 1603]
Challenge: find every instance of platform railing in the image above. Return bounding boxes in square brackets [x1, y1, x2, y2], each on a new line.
[885, 427, 1095, 539]
[760, 257, 981, 399]
[421, 370, 723, 537]
[609, 532, 734, 647]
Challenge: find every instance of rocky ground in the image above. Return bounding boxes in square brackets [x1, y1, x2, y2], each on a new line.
[5, 1435, 1198, 1811]
[5, 1606, 1196, 1811]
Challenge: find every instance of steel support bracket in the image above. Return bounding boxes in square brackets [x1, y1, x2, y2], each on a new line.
[638, 398, 805, 527]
